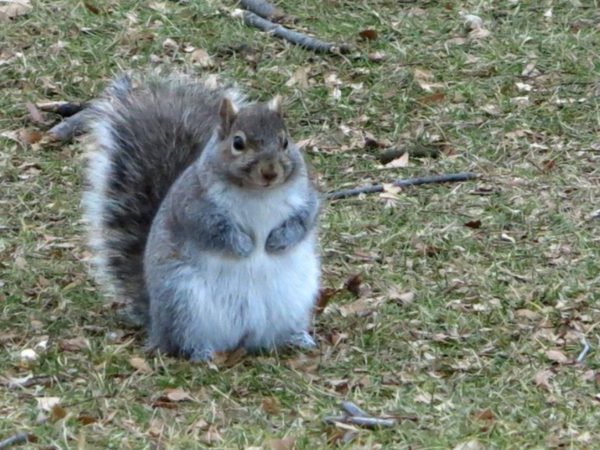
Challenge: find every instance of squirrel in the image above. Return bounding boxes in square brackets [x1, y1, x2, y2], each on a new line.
[82, 73, 321, 361]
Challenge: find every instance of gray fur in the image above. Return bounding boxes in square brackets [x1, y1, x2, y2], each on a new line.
[83, 72, 321, 360]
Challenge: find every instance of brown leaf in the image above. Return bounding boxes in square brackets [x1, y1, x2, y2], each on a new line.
[77, 414, 97, 425]
[51, 404, 67, 421]
[59, 337, 89, 352]
[84, 2, 101, 14]
[314, 287, 340, 315]
[0, 0, 32, 22]
[545, 349, 569, 364]
[201, 426, 222, 445]
[25, 102, 47, 124]
[189, 48, 213, 67]
[37, 397, 61, 412]
[266, 436, 296, 450]
[129, 356, 152, 374]
[161, 387, 192, 403]
[211, 347, 247, 368]
[261, 397, 281, 415]
[344, 273, 363, 297]
[359, 29, 378, 40]
[420, 92, 446, 104]
[464, 219, 482, 229]
[472, 409, 496, 422]
[534, 369, 554, 391]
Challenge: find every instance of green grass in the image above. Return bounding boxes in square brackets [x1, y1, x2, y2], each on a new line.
[1, 0, 599, 448]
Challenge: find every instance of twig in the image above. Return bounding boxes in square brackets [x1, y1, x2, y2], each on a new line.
[326, 172, 480, 200]
[341, 401, 369, 417]
[325, 416, 398, 428]
[237, 10, 352, 54]
[240, 0, 285, 22]
[0, 432, 30, 449]
[576, 337, 591, 363]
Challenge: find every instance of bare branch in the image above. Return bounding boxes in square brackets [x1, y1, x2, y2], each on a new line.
[0, 432, 30, 449]
[240, 0, 285, 22]
[340, 401, 370, 417]
[324, 415, 398, 428]
[326, 172, 479, 200]
[239, 10, 352, 54]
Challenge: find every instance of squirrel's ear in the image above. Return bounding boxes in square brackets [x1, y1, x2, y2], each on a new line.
[219, 97, 237, 138]
[268, 95, 283, 116]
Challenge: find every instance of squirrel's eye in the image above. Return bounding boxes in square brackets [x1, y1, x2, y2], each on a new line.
[233, 135, 245, 151]
[282, 137, 289, 150]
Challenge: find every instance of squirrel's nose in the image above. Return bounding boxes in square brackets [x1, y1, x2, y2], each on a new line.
[261, 168, 278, 182]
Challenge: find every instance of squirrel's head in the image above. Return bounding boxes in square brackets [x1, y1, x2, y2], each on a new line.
[214, 96, 301, 190]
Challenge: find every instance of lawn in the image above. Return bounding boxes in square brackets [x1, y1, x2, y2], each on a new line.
[1, 0, 599, 448]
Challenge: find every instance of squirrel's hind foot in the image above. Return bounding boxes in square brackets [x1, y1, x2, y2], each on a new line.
[187, 347, 215, 362]
[285, 331, 317, 350]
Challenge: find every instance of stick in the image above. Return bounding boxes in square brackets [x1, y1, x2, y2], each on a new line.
[576, 338, 591, 363]
[324, 416, 397, 428]
[240, 0, 285, 21]
[0, 432, 29, 449]
[340, 401, 370, 417]
[326, 172, 479, 200]
[238, 10, 352, 54]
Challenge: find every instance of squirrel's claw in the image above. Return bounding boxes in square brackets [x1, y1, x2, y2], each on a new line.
[286, 331, 317, 350]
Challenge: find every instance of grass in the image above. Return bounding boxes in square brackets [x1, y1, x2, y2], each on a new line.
[1, 0, 599, 448]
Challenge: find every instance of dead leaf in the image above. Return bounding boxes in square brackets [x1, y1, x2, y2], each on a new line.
[51, 404, 67, 421]
[84, 2, 101, 14]
[453, 440, 485, 450]
[420, 91, 446, 104]
[201, 426, 222, 445]
[0, 0, 32, 22]
[59, 337, 89, 352]
[481, 104, 501, 116]
[211, 347, 247, 368]
[359, 29, 378, 40]
[129, 357, 152, 373]
[261, 397, 281, 415]
[344, 273, 363, 297]
[189, 48, 213, 67]
[545, 349, 569, 364]
[464, 219, 482, 229]
[162, 37, 178, 54]
[161, 387, 192, 403]
[266, 436, 296, 450]
[77, 414, 97, 425]
[534, 369, 554, 391]
[314, 287, 340, 315]
[384, 151, 409, 168]
[472, 409, 496, 422]
[368, 51, 386, 62]
[387, 289, 415, 305]
[25, 102, 47, 125]
[285, 67, 310, 88]
[37, 397, 61, 412]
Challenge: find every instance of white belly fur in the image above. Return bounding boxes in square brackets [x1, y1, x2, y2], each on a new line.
[177, 179, 320, 351]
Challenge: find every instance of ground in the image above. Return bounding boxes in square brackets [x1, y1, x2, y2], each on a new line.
[1, 0, 599, 449]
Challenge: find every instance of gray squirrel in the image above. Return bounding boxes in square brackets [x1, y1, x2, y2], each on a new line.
[82, 73, 321, 361]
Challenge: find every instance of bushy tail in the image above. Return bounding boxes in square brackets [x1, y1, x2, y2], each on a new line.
[82, 72, 242, 323]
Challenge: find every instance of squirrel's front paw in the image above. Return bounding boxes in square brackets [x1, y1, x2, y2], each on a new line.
[188, 347, 215, 362]
[266, 219, 304, 253]
[232, 231, 254, 257]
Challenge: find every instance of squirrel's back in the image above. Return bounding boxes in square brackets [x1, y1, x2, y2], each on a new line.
[83, 73, 244, 321]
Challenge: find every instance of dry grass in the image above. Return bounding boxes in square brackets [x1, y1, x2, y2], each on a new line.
[1, 0, 599, 448]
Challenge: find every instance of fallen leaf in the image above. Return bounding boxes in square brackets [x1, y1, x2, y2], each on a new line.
[37, 397, 61, 412]
[77, 414, 97, 425]
[266, 436, 296, 450]
[534, 369, 554, 391]
[314, 287, 340, 315]
[453, 439, 485, 450]
[387, 289, 415, 305]
[59, 337, 89, 352]
[464, 219, 482, 229]
[420, 91, 446, 104]
[344, 273, 363, 297]
[0, 0, 32, 22]
[211, 347, 247, 368]
[84, 2, 101, 14]
[359, 29, 378, 40]
[285, 67, 310, 88]
[384, 151, 409, 168]
[161, 387, 192, 403]
[129, 357, 152, 373]
[189, 48, 213, 67]
[51, 404, 67, 421]
[368, 51, 386, 62]
[472, 409, 496, 422]
[25, 102, 47, 124]
[201, 426, 222, 445]
[261, 397, 281, 415]
[545, 349, 569, 364]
